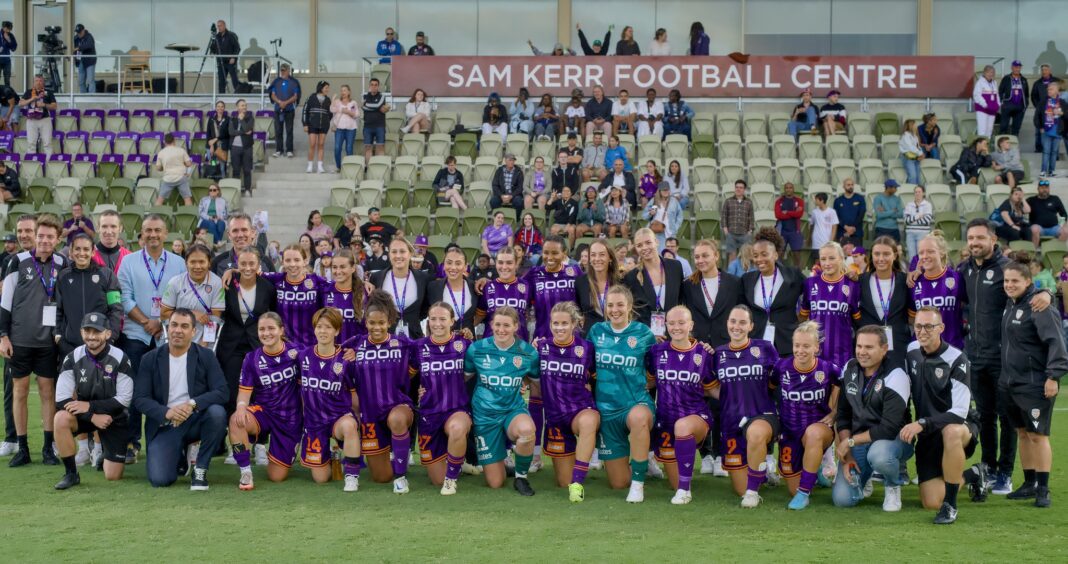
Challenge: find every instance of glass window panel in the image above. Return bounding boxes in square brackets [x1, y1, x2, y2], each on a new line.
[829, 0, 916, 55]
[398, 0, 476, 57]
[73, 0, 152, 75]
[932, 0, 1015, 71]
[1017, 0, 1068, 76]
[655, 0, 743, 55]
[152, 1, 222, 75]
[232, 0, 309, 72]
[746, 0, 831, 55]
[571, 0, 655, 55]
[318, 0, 396, 74]
[476, 0, 555, 56]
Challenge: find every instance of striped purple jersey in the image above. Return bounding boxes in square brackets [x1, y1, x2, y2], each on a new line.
[710, 339, 780, 431]
[477, 278, 533, 341]
[799, 274, 861, 368]
[648, 339, 716, 423]
[537, 335, 595, 427]
[298, 346, 355, 430]
[773, 357, 840, 436]
[263, 272, 325, 348]
[321, 283, 368, 343]
[239, 343, 302, 426]
[909, 267, 964, 349]
[525, 265, 580, 339]
[410, 334, 471, 416]
[350, 334, 414, 422]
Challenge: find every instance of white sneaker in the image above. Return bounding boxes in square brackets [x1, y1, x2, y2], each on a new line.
[646, 457, 665, 479]
[700, 454, 715, 475]
[317, 163, 325, 174]
[90, 444, 103, 467]
[344, 474, 360, 492]
[765, 454, 782, 486]
[713, 456, 728, 477]
[883, 485, 902, 512]
[740, 489, 762, 508]
[0, 441, 16, 456]
[589, 451, 603, 470]
[393, 476, 410, 494]
[75, 447, 91, 466]
[186, 442, 199, 473]
[306, 162, 314, 173]
[409, 451, 418, 466]
[401, 125, 411, 134]
[461, 462, 483, 475]
[528, 456, 543, 474]
[254, 444, 268, 466]
[440, 478, 458, 496]
[863, 478, 874, 498]
[285, 151, 294, 158]
[626, 481, 645, 503]
[272, 151, 282, 158]
[224, 452, 237, 465]
[238, 469, 254, 491]
[671, 489, 692, 505]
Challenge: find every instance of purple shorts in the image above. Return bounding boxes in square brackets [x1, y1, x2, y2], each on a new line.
[360, 419, 392, 456]
[654, 414, 710, 463]
[418, 407, 470, 466]
[300, 415, 355, 468]
[248, 404, 302, 467]
[777, 433, 804, 478]
[544, 423, 578, 458]
[721, 414, 780, 471]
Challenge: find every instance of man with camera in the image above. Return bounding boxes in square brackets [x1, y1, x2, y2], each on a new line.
[209, 20, 241, 94]
[73, 24, 96, 94]
[18, 75, 56, 157]
[0, 21, 16, 88]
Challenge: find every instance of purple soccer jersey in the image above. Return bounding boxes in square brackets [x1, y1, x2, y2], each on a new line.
[537, 335, 596, 427]
[322, 283, 368, 343]
[648, 339, 716, 425]
[799, 274, 861, 368]
[351, 334, 414, 423]
[772, 357, 840, 437]
[909, 267, 965, 349]
[298, 345, 355, 431]
[477, 277, 533, 341]
[410, 334, 471, 416]
[710, 339, 780, 432]
[526, 265, 580, 339]
[263, 272, 325, 348]
[238, 343, 302, 426]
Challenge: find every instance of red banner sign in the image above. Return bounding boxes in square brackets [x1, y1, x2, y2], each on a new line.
[391, 56, 975, 99]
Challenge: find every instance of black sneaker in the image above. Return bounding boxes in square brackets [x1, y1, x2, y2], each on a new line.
[95, 455, 104, 472]
[190, 467, 209, 491]
[1007, 483, 1037, 500]
[54, 472, 80, 490]
[933, 502, 958, 524]
[124, 445, 138, 465]
[8, 449, 30, 467]
[1035, 486, 1051, 508]
[968, 463, 988, 502]
[513, 477, 535, 496]
[41, 447, 60, 466]
[176, 452, 189, 478]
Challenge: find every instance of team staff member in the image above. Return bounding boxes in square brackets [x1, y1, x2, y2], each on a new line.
[92, 210, 131, 273]
[217, 247, 277, 420]
[859, 237, 909, 367]
[625, 227, 683, 334]
[54, 233, 123, 359]
[52, 313, 133, 489]
[210, 213, 275, 276]
[370, 237, 430, 339]
[1001, 258, 1067, 508]
[742, 228, 804, 356]
[0, 214, 34, 456]
[0, 214, 66, 467]
[574, 239, 621, 333]
[427, 247, 477, 333]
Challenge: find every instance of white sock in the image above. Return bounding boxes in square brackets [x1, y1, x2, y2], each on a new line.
[77, 439, 89, 450]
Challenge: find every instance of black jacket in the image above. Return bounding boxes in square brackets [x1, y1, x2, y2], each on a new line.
[369, 268, 431, 339]
[491, 166, 524, 200]
[958, 247, 1010, 363]
[998, 74, 1029, 108]
[74, 32, 96, 67]
[228, 113, 254, 149]
[426, 278, 477, 333]
[1031, 75, 1061, 125]
[574, 273, 616, 334]
[54, 262, 123, 350]
[206, 113, 231, 151]
[56, 344, 132, 418]
[211, 30, 241, 57]
[597, 171, 638, 207]
[0, 250, 67, 347]
[741, 264, 804, 356]
[950, 148, 993, 180]
[1001, 285, 1068, 384]
[548, 196, 578, 225]
[615, 40, 641, 56]
[216, 277, 277, 361]
[857, 271, 910, 367]
[551, 166, 579, 194]
[836, 358, 911, 441]
[0, 166, 19, 197]
[577, 29, 611, 57]
[681, 272, 743, 348]
[302, 93, 332, 130]
[432, 168, 465, 192]
[133, 344, 228, 443]
[623, 258, 684, 326]
[210, 247, 275, 277]
[905, 340, 973, 434]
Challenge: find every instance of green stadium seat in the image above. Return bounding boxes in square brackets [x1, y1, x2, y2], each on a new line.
[405, 208, 431, 238]
[80, 177, 107, 209]
[120, 204, 146, 236]
[461, 208, 490, 237]
[173, 206, 200, 237]
[434, 207, 460, 236]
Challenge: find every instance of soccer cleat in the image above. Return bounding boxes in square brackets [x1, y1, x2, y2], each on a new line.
[8, 449, 30, 467]
[514, 477, 535, 496]
[224, 452, 237, 465]
[625, 481, 645, 503]
[75, 447, 90, 466]
[1007, 483, 1037, 500]
[90, 444, 103, 468]
[41, 447, 60, 466]
[440, 478, 458, 496]
[393, 476, 410, 495]
[589, 458, 603, 471]
[713, 456, 728, 477]
[933, 502, 958, 524]
[788, 491, 810, 510]
[981, 464, 996, 490]
[1035, 486, 1051, 508]
[186, 443, 200, 474]
[343, 474, 360, 492]
[671, 489, 692, 505]
[54, 472, 81, 490]
[646, 458, 665, 479]
[528, 456, 543, 474]
[700, 455, 715, 475]
[882, 486, 902, 512]
[190, 468, 209, 491]
[863, 478, 874, 498]
[0, 441, 16, 456]
[408, 451, 418, 466]
[254, 444, 269, 466]
[461, 462, 482, 475]
[967, 463, 988, 502]
[740, 490, 762, 508]
[239, 469, 254, 491]
[568, 482, 584, 503]
[764, 454, 781, 486]
[125, 445, 138, 465]
[992, 473, 1013, 495]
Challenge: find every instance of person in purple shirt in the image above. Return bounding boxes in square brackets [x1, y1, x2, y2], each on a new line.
[259, 245, 324, 348]
[774, 322, 841, 510]
[481, 211, 514, 257]
[475, 247, 532, 341]
[61, 202, 95, 245]
[298, 308, 361, 491]
[321, 249, 369, 344]
[799, 242, 861, 368]
[648, 306, 716, 505]
[709, 304, 780, 508]
[909, 234, 965, 349]
[228, 313, 302, 491]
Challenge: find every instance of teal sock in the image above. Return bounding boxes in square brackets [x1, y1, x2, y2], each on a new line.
[630, 458, 648, 483]
[514, 453, 533, 478]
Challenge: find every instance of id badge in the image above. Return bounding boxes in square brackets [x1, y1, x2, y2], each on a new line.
[762, 322, 776, 343]
[396, 323, 409, 338]
[150, 296, 162, 317]
[42, 305, 57, 327]
[650, 311, 666, 337]
[884, 326, 894, 351]
[202, 321, 218, 343]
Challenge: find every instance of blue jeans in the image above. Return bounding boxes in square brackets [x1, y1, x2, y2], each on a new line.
[78, 63, 96, 93]
[906, 230, 927, 261]
[832, 438, 914, 507]
[145, 405, 227, 487]
[334, 128, 355, 169]
[1042, 133, 1060, 175]
[199, 218, 226, 243]
[118, 335, 155, 450]
[924, 146, 940, 160]
[788, 107, 819, 139]
[902, 156, 921, 184]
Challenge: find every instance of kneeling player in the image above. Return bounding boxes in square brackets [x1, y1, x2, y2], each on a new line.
[537, 302, 599, 502]
[229, 313, 302, 490]
[411, 302, 472, 495]
[648, 306, 716, 505]
[299, 308, 362, 491]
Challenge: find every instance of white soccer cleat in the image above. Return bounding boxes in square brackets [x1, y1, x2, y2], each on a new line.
[440, 478, 458, 496]
[883, 485, 902, 512]
[0, 441, 16, 456]
[671, 489, 692, 505]
[863, 478, 874, 498]
[646, 457, 665, 479]
[224, 453, 237, 465]
[461, 462, 482, 475]
[343, 475, 360, 492]
[74, 447, 91, 466]
[528, 456, 543, 474]
[626, 481, 645, 503]
[713, 456, 728, 477]
[254, 444, 269, 466]
[740, 489, 762, 508]
[393, 476, 410, 495]
[764, 454, 782, 486]
[238, 469, 254, 491]
[700, 455, 715, 475]
[90, 444, 103, 468]
[589, 451, 603, 470]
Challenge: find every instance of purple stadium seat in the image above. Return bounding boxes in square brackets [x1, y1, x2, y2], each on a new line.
[50, 153, 72, 163]
[59, 108, 81, 120]
[75, 153, 97, 163]
[253, 131, 267, 142]
[52, 131, 65, 152]
[157, 108, 178, 121]
[117, 131, 140, 141]
[23, 153, 46, 164]
[0, 131, 12, 152]
[172, 131, 191, 148]
[66, 130, 89, 145]
[101, 153, 123, 164]
[126, 153, 149, 165]
[107, 108, 129, 123]
[192, 131, 208, 140]
[15, 130, 26, 139]
[255, 109, 276, 119]
[0, 153, 20, 164]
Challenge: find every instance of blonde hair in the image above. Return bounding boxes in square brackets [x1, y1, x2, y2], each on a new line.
[550, 301, 583, 328]
[794, 320, 823, 344]
[920, 232, 949, 268]
[605, 284, 637, 321]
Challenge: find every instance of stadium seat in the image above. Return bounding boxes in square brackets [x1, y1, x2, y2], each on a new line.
[694, 210, 721, 240]
[848, 113, 873, 138]
[692, 183, 720, 212]
[425, 133, 452, 158]
[427, 234, 451, 257]
[887, 159, 907, 185]
[462, 208, 490, 237]
[771, 134, 796, 161]
[803, 158, 830, 186]
[857, 159, 885, 187]
[663, 134, 689, 160]
[874, 112, 900, 141]
[934, 210, 962, 240]
[433, 113, 457, 134]
[473, 157, 498, 183]
[317, 206, 346, 233]
[384, 181, 409, 207]
[691, 134, 715, 159]
[412, 180, 435, 208]
[956, 184, 984, 214]
[718, 158, 745, 186]
[400, 133, 426, 158]
[754, 209, 777, 229]
[119, 205, 145, 235]
[985, 184, 1010, 212]
[365, 156, 392, 181]
[830, 159, 856, 187]
[748, 158, 774, 185]
[434, 207, 460, 235]
[456, 235, 481, 262]
[103, 110, 126, 133]
[419, 156, 444, 183]
[379, 207, 403, 227]
[775, 158, 802, 187]
[750, 184, 777, 210]
[505, 134, 530, 161]
[956, 114, 978, 142]
[171, 205, 199, 237]
[451, 133, 478, 159]
[798, 135, 823, 160]
[880, 134, 901, 165]
[405, 208, 431, 236]
[134, 178, 160, 206]
[356, 180, 384, 207]
[123, 156, 148, 180]
[852, 134, 878, 160]
[825, 135, 851, 160]
[716, 114, 740, 136]
[27, 177, 54, 206]
[926, 184, 953, 212]
[743, 134, 770, 161]
[768, 113, 791, 137]
[392, 155, 418, 184]
[717, 135, 742, 160]
[340, 155, 365, 181]
[691, 158, 718, 185]
[1041, 239, 1066, 271]
[939, 135, 964, 166]
[107, 178, 133, 206]
[637, 135, 662, 162]
[920, 158, 945, 185]
[479, 136, 503, 159]
[80, 177, 107, 209]
[531, 137, 556, 164]
[741, 113, 767, 138]
[466, 182, 492, 208]
[179, 110, 203, 133]
[691, 112, 714, 136]
[54, 177, 81, 208]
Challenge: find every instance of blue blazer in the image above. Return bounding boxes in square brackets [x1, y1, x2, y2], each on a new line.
[132, 343, 228, 443]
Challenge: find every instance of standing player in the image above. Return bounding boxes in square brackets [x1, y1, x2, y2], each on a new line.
[709, 305, 781, 507]
[410, 302, 472, 495]
[648, 306, 716, 505]
[298, 308, 362, 491]
[910, 234, 964, 349]
[322, 249, 369, 343]
[537, 301, 598, 502]
[775, 322, 841, 510]
[475, 247, 532, 341]
[261, 245, 324, 348]
[799, 242, 860, 368]
[587, 285, 657, 502]
[464, 306, 539, 495]
[229, 313, 302, 490]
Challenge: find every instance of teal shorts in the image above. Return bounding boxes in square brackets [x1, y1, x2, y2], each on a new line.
[474, 407, 527, 465]
[597, 401, 654, 461]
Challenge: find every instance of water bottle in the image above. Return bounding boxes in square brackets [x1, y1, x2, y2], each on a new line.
[330, 446, 342, 481]
[848, 467, 864, 504]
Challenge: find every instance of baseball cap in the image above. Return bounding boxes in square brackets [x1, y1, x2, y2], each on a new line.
[800, 88, 812, 96]
[368, 206, 380, 213]
[74, 24, 85, 33]
[851, 246, 867, 255]
[416, 31, 425, 37]
[505, 153, 516, 161]
[1012, 60, 1022, 67]
[827, 89, 841, 97]
[2, 234, 15, 243]
[553, 42, 564, 51]
[414, 234, 429, 247]
[593, 39, 602, 47]
[81, 312, 108, 332]
[368, 233, 384, 243]
[884, 179, 899, 189]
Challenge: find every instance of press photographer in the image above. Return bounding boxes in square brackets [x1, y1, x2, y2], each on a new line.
[0, 21, 16, 87]
[208, 20, 241, 94]
[73, 24, 96, 93]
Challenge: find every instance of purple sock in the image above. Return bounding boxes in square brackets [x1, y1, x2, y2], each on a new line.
[445, 454, 464, 480]
[675, 435, 697, 491]
[746, 467, 766, 492]
[391, 432, 411, 477]
[798, 470, 819, 494]
[571, 460, 590, 485]
[529, 398, 544, 448]
[342, 456, 361, 477]
[232, 446, 252, 469]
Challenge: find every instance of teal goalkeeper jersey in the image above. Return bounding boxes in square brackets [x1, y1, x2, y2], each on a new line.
[587, 321, 656, 419]
[465, 337, 539, 421]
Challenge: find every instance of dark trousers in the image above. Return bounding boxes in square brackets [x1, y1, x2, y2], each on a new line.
[0, 58, 10, 88]
[874, 227, 900, 242]
[145, 405, 227, 487]
[1035, 114, 1044, 152]
[216, 60, 240, 94]
[996, 221, 1029, 242]
[489, 194, 524, 222]
[972, 359, 1017, 475]
[118, 335, 155, 450]
[3, 363, 13, 442]
[217, 345, 251, 417]
[1000, 105, 1025, 136]
[231, 144, 253, 192]
[699, 396, 724, 457]
[275, 111, 295, 154]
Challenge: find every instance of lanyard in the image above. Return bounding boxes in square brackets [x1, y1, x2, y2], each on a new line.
[238, 285, 256, 320]
[759, 268, 778, 313]
[142, 251, 167, 293]
[596, 277, 610, 315]
[701, 275, 719, 315]
[446, 280, 466, 317]
[186, 275, 212, 312]
[874, 275, 894, 324]
[390, 272, 409, 313]
[863, 373, 879, 398]
[644, 261, 665, 311]
[32, 256, 57, 300]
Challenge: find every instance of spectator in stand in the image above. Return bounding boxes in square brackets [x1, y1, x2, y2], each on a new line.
[833, 178, 865, 244]
[407, 31, 434, 56]
[604, 186, 631, 238]
[533, 94, 559, 140]
[903, 185, 933, 260]
[604, 134, 631, 174]
[482, 93, 509, 142]
[1027, 179, 1068, 247]
[973, 65, 1000, 138]
[664, 159, 689, 209]
[229, 99, 254, 194]
[527, 40, 575, 56]
[197, 184, 228, 245]
[638, 160, 662, 208]
[206, 100, 230, 166]
[576, 23, 611, 56]
[552, 150, 580, 195]
[1038, 83, 1066, 179]
[663, 238, 693, 277]
[615, 26, 640, 55]
[994, 186, 1031, 242]
[726, 243, 754, 277]
[774, 182, 805, 267]
[721, 180, 755, 262]
[819, 90, 847, 136]
[481, 211, 514, 257]
[873, 179, 904, 242]
[648, 28, 671, 56]
[72, 24, 96, 93]
[19, 74, 57, 156]
[360, 207, 399, 246]
[564, 95, 586, 136]
[0, 21, 15, 87]
[302, 81, 332, 174]
[643, 183, 682, 250]
[509, 88, 536, 136]
[154, 133, 193, 206]
[950, 137, 993, 185]
[598, 157, 637, 207]
[788, 88, 819, 140]
[1031, 64, 1060, 152]
[330, 85, 359, 170]
[611, 89, 637, 135]
[585, 86, 613, 137]
[491, 154, 525, 218]
[334, 212, 359, 249]
[663, 89, 694, 139]
[899, 119, 924, 185]
[548, 186, 579, 242]
[267, 64, 300, 159]
[918, 113, 941, 160]
[688, 22, 710, 55]
[524, 156, 550, 210]
[209, 20, 241, 94]
[516, 213, 544, 264]
[363, 234, 390, 274]
[376, 27, 403, 63]
[61, 202, 95, 246]
[0, 83, 20, 132]
[809, 192, 838, 250]
[305, 210, 334, 242]
[999, 60, 1029, 136]
[402, 88, 431, 134]
[636, 88, 664, 138]
[432, 156, 467, 210]
[563, 132, 584, 166]
[0, 159, 18, 202]
[362, 78, 390, 161]
[581, 130, 608, 181]
[992, 135, 1025, 189]
[575, 185, 606, 244]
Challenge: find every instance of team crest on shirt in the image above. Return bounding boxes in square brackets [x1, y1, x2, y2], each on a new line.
[304, 279, 315, 289]
[453, 341, 464, 353]
[333, 362, 344, 375]
[935, 368, 944, 379]
[517, 283, 527, 294]
[288, 348, 298, 359]
[842, 285, 850, 296]
[874, 380, 883, 392]
[390, 339, 399, 347]
[946, 278, 955, 290]
[1016, 310, 1023, 320]
[565, 266, 575, 276]
[692, 354, 701, 366]
[575, 346, 584, 357]
[986, 270, 994, 280]
[1032, 408, 1041, 419]
[751, 347, 760, 358]
[627, 336, 637, 348]
[513, 357, 523, 368]
[105, 364, 113, 374]
[91, 274, 100, 284]
[815, 371, 825, 384]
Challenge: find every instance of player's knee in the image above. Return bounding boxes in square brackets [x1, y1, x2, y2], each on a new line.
[942, 424, 965, 446]
[802, 425, 826, 446]
[747, 421, 772, 444]
[53, 409, 73, 427]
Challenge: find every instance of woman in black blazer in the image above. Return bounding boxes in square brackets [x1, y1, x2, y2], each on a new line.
[681, 239, 743, 349]
[624, 227, 683, 332]
[575, 239, 621, 335]
[369, 237, 430, 339]
[857, 235, 910, 367]
[206, 100, 231, 162]
[742, 228, 805, 356]
[426, 247, 477, 333]
[216, 248, 278, 416]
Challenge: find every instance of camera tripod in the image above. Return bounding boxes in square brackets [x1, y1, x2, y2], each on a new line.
[39, 54, 61, 92]
[191, 29, 219, 94]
